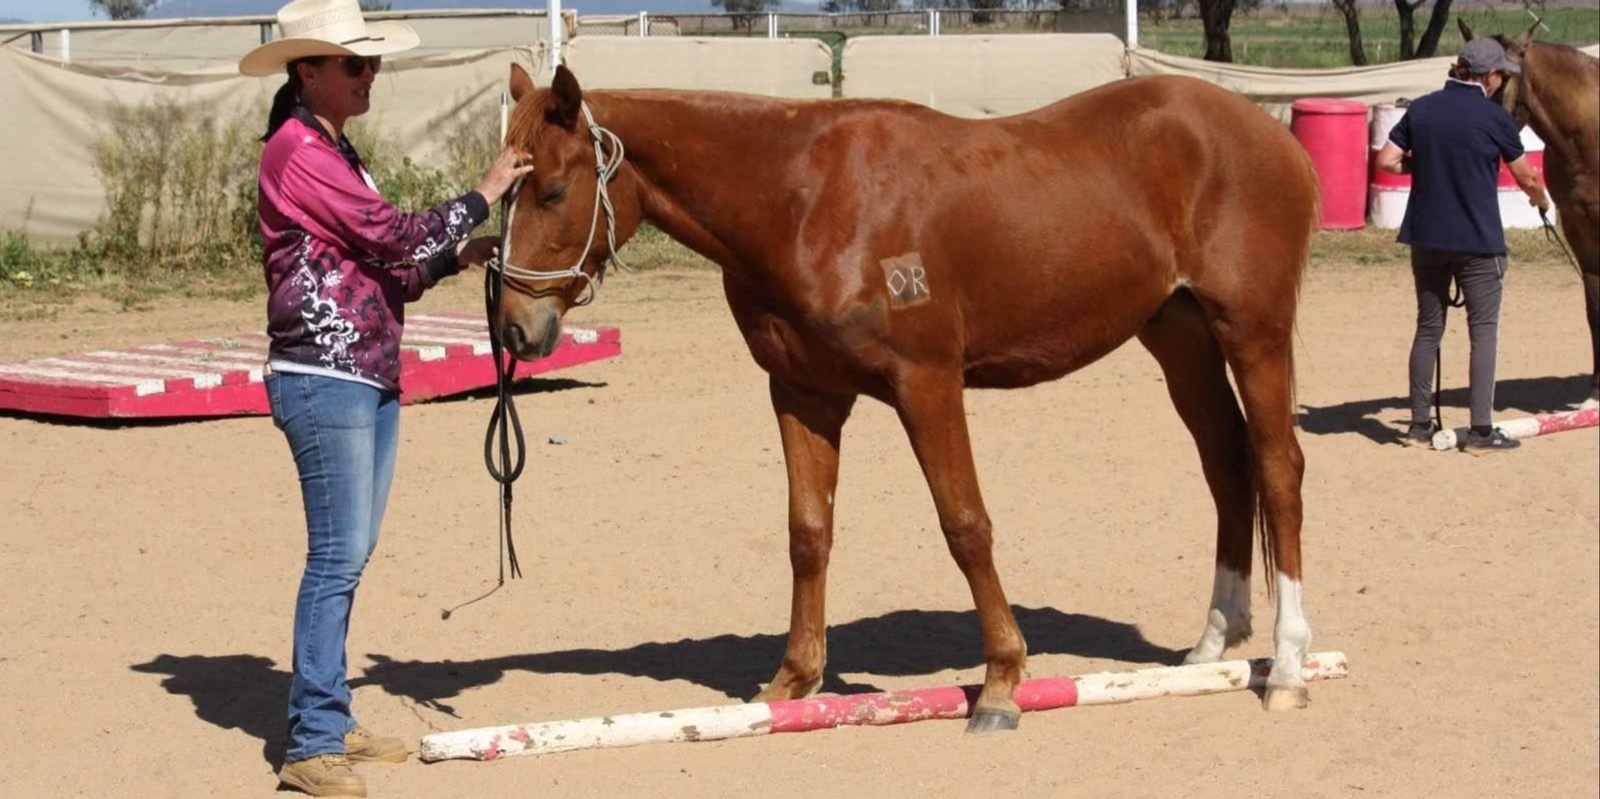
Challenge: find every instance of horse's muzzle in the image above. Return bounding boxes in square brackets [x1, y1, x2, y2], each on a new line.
[504, 309, 562, 361]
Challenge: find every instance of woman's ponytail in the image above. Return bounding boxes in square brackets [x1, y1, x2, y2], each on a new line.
[261, 62, 303, 143]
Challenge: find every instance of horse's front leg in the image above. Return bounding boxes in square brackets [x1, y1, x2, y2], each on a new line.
[894, 367, 1026, 734]
[1582, 268, 1598, 404]
[753, 377, 856, 703]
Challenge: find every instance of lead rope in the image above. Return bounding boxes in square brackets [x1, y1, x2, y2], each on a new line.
[442, 240, 528, 621]
[1432, 279, 1466, 436]
[442, 94, 526, 620]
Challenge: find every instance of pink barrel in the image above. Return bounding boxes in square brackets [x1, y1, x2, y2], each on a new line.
[1291, 98, 1369, 230]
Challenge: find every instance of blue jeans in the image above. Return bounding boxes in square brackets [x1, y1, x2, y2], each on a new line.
[266, 371, 400, 762]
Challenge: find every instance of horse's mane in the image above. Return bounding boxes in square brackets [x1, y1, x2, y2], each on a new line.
[1499, 36, 1600, 83]
[505, 89, 557, 150]
[1533, 40, 1600, 78]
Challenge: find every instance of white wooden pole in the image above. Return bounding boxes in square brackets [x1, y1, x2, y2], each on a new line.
[420, 651, 1350, 762]
[60, 28, 70, 65]
[546, 0, 563, 78]
[1124, 0, 1138, 49]
[1431, 404, 1598, 451]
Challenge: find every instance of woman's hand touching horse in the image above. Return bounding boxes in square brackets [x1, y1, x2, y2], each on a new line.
[475, 146, 535, 206]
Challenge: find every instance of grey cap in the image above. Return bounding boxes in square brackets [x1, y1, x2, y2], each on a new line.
[1461, 38, 1521, 75]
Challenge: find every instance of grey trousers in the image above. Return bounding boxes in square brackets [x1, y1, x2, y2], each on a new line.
[1409, 247, 1507, 429]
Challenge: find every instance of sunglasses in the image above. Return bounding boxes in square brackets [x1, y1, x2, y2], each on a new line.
[333, 55, 382, 77]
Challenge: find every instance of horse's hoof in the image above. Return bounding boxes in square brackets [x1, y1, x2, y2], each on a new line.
[1262, 686, 1310, 712]
[965, 706, 1021, 734]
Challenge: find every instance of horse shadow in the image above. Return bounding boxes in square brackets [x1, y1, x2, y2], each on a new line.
[353, 606, 1185, 718]
[130, 607, 1182, 765]
[1296, 373, 1592, 446]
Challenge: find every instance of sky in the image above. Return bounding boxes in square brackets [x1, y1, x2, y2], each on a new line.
[0, 1, 99, 22]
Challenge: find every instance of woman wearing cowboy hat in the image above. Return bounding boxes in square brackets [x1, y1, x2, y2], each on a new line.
[240, 1, 533, 795]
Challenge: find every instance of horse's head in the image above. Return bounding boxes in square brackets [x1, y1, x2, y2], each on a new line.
[492, 63, 640, 361]
[1458, 17, 1541, 128]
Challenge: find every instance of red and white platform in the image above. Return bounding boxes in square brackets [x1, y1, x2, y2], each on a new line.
[0, 313, 621, 419]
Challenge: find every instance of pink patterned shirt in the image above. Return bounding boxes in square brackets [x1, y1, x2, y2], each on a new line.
[257, 111, 488, 390]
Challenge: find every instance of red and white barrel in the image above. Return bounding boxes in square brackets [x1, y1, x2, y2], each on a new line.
[1498, 127, 1548, 229]
[1368, 101, 1411, 229]
[1368, 101, 1551, 230]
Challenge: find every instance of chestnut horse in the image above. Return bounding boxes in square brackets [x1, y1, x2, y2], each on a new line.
[1461, 19, 1600, 403]
[491, 63, 1320, 731]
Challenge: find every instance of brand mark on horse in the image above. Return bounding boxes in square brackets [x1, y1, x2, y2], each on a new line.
[880, 253, 931, 308]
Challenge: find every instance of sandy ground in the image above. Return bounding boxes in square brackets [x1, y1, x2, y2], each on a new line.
[1, 261, 1595, 799]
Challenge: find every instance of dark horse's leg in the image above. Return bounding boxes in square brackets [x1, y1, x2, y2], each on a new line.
[1583, 269, 1599, 403]
[754, 377, 856, 703]
[892, 366, 1025, 734]
[1137, 292, 1257, 664]
[1555, 195, 1600, 404]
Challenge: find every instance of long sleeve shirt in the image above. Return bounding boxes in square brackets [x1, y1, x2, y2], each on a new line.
[257, 107, 489, 390]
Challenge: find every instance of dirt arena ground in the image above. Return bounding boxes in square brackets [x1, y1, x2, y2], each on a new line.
[1, 259, 1595, 798]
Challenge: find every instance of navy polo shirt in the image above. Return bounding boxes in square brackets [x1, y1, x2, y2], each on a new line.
[1388, 80, 1525, 255]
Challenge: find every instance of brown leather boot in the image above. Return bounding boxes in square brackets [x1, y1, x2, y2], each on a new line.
[278, 753, 366, 797]
[344, 726, 409, 763]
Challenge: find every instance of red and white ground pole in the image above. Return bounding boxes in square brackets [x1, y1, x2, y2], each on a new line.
[418, 651, 1349, 762]
[1431, 404, 1599, 451]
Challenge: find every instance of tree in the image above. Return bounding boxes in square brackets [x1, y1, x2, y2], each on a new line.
[1330, 0, 1368, 66]
[88, 0, 159, 20]
[711, 0, 780, 11]
[1410, 0, 1455, 59]
[711, 0, 780, 33]
[1197, 0, 1237, 61]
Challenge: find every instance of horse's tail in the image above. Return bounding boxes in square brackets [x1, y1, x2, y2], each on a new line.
[1255, 143, 1318, 600]
[1253, 343, 1297, 600]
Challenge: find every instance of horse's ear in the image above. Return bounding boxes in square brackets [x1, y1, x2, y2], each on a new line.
[1458, 17, 1475, 42]
[1515, 17, 1541, 47]
[509, 62, 536, 104]
[548, 64, 583, 130]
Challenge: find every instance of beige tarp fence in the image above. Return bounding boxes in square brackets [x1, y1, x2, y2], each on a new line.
[562, 36, 833, 94]
[1, 26, 1594, 245]
[0, 46, 544, 245]
[1129, 48, 1459, 121]
[2, 11, 561, 72]
[0, 38, 829, 246]
[1132, 43, 1600, 122]
[839, 33, 1127, 117]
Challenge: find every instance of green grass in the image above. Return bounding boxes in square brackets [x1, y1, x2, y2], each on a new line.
[1140, 6, 1600, 67]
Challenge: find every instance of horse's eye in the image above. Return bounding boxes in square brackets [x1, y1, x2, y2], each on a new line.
[540, 182, 568, 206]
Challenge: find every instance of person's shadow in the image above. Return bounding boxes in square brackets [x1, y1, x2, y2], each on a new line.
[1297, 373, 1591, 445]
[131, 606, 1182, 766]
[130, 654, 291, 767]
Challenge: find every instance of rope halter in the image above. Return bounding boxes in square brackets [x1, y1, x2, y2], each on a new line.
[488, 102, 628, 307]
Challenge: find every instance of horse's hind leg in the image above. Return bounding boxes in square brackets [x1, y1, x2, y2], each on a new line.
[893, 366, 1026, 734]
[754, 377, 856, 703]
[1211, 306, 1313, 712]
[1137, 292, 1256, 665]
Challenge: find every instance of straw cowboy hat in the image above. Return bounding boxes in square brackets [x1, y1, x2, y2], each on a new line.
[238, 0, 419, 77]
